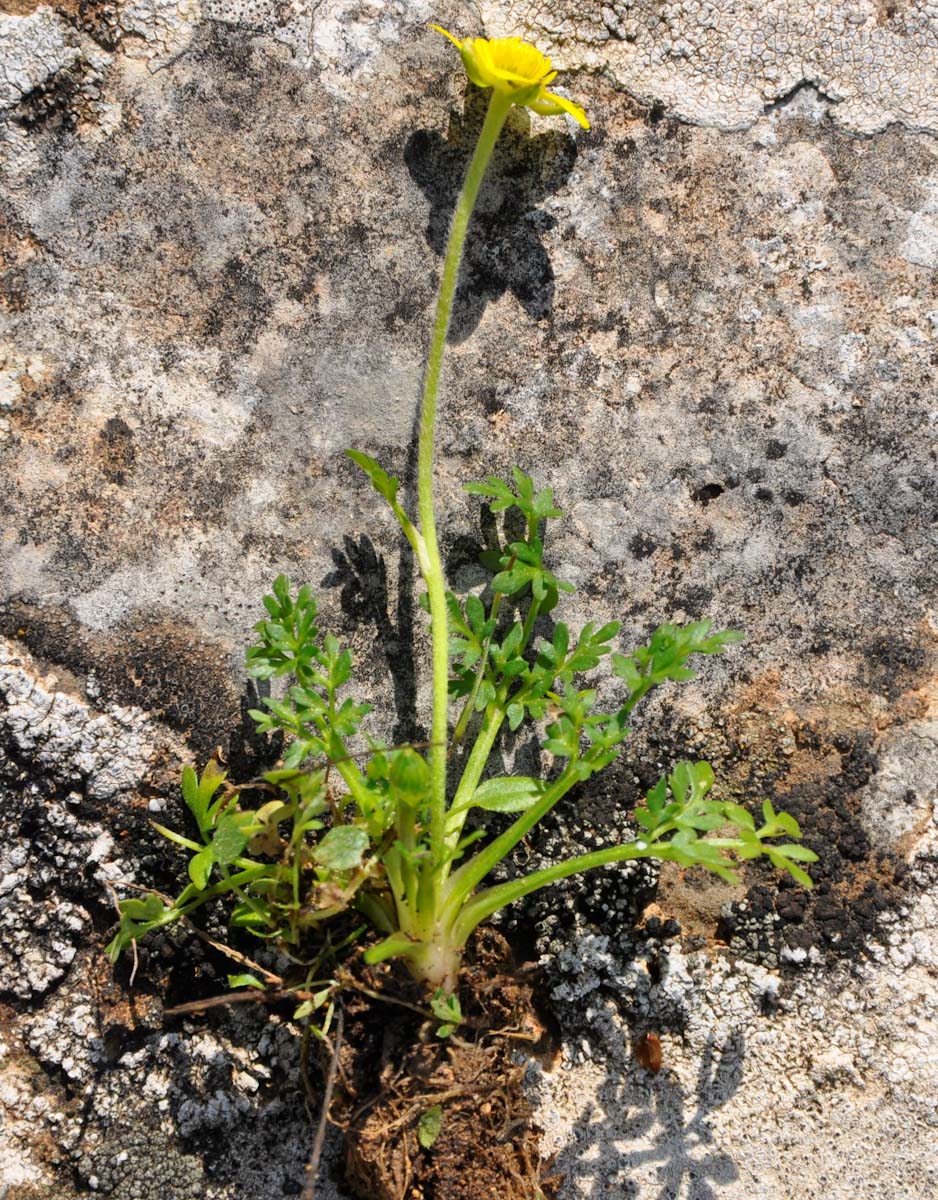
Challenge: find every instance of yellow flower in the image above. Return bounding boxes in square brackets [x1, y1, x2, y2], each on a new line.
[431, 25, 590, 130]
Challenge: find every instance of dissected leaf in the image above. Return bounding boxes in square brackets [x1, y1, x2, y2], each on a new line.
[346, 449, 399, 503]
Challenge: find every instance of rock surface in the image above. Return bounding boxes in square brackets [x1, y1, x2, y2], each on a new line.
[1, 2, 936, 1198]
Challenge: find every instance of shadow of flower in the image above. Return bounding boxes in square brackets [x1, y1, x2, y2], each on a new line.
[405, 85, 579, 342]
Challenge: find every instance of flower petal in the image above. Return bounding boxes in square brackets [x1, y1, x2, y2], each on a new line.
[533, 89, 590, 129]
[469, 37, 500, 88]
[459, 41, 489, 89]
[430, 24, 463, 51]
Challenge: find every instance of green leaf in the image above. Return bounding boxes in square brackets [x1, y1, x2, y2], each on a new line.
[615, 621, 744, 714]
[721, 802, 755, 831]
[188, 846, 214, 889]
[465, 475, 516, 511]
[418, 1105, 443, 1149]
[772, 843, 819, 862]
[766, 849, 816, 888]
[180, 761, 227, 833]
[313, 826, 371, 871]
[227, 973, 266, 990]
[346, 449, 399, 503]
[430, 989, 462, 1032]
[783, 861, 815, 889]
[468, 776, 546, 814]
[181, 764, 200, 814]
[634, 806, 658, 832]
[106, 893, 178, 961]
[117, 894, 167, 928]
[678, 811, 726, 832]
[774, 811, 802, 838]
[212, 813, 250, 864]
[272, 573, 291, 609]
[491, 565, 528, 595]
[645, 778, 668, 816]
[611, 653, 641, 689]
[465, 593, 486, 634]
[230, 904, 276, 930]
[389, 748, 431, 806]
[465, 468, 563, 523]
[293, 986, 333, 1021]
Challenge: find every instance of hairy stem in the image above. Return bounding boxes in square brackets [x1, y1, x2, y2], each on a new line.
[417, 91, 512, 884]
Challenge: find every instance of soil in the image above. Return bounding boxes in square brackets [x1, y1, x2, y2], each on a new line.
[331, 930, 558, 1200]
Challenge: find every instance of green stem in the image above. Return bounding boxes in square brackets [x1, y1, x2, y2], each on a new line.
[396, 805, 420, 915]
[417, 91, 513, 880]
[440, 763, 581, 924]
[443, 702, 506, 853]
[452, 841, 681, 944]
[450, 557, 513, 748]
[519, 595, 542, 653]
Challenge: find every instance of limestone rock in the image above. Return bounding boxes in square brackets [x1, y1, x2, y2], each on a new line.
[1, 3, 936, 1198]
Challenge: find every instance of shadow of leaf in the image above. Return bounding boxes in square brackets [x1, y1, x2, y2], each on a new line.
[555, 1033, 745, 1199]
[321, 533, 422, 745]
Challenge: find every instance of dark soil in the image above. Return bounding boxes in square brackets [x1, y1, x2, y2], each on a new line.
[332, 931, 558, 1200]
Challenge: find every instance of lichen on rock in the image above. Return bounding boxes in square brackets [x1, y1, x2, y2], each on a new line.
[0, 3, 936, 1198]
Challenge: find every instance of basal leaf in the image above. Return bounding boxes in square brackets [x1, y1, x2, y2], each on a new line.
[212, 813, 250, 864]
[418, 1105, 443, 1149]
[312, 826, 371, 871]
[227, 973, 266, 990]
[188, 846, 214, 889]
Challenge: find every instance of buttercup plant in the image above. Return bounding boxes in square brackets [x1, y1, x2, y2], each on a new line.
[108, 28, 816, 1002]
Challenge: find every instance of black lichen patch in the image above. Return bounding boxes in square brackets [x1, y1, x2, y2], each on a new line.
[70, 0, 123, 51]
[511, 673, 917, 1046]
[0, 600, 249, 758]
[96, 416, 137, 485]
[12, 59, 99, 135]
[861, 633, 929, 702]
[629, 532, 658, 559]
[718, 727, 904, 966]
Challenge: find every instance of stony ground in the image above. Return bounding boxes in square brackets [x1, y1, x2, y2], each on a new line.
[1, 2, 936, 1198]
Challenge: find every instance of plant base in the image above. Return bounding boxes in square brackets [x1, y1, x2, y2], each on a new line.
[335, 932, 558, 1200]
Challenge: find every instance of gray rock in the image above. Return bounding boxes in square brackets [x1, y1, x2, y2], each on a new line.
[1, 3, 936, 1199]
